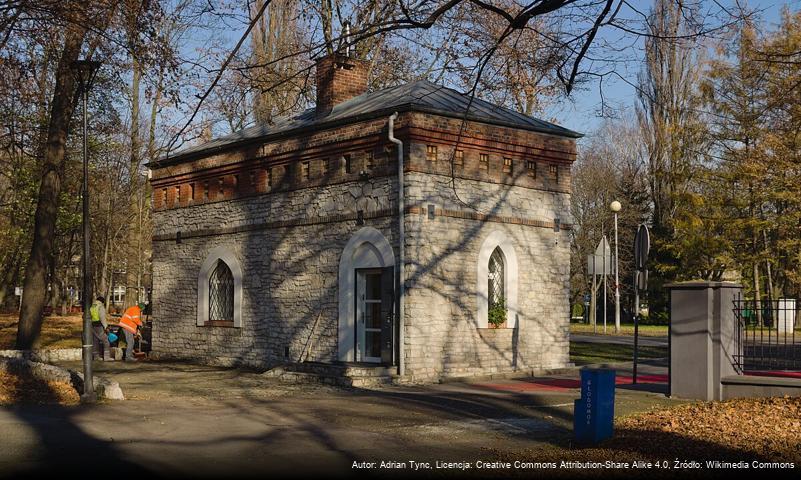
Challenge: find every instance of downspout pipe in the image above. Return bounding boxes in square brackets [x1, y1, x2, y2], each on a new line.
[388, 112, 405, 377]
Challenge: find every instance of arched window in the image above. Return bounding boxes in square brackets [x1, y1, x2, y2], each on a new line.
[208, 260, 234, 322]
[488, 247, 505, 308]
[197, 246, 243, 327]
[476, 231, 519, 328]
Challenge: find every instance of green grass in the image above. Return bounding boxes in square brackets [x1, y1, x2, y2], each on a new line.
[569, 341, 668, 366]
[570, 322, 667, 337]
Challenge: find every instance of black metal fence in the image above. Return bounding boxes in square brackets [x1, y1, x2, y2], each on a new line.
[733, 294, 801, 372]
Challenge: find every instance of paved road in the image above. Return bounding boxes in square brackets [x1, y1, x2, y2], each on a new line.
[0, 361, 680, 478]
[571, 333, 668, 347]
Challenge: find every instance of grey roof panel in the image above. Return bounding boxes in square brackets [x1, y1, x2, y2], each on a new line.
[155, 80, 581, 165]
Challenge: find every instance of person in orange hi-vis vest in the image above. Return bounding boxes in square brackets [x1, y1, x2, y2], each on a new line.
[119, 303, 145, 362]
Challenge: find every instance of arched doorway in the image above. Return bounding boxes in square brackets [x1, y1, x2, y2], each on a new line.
[338, 227, 396, 363]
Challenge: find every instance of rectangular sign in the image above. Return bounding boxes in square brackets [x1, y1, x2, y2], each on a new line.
[587, 254, 614, 275]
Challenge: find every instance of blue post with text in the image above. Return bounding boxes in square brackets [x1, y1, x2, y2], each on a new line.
[573, 368, 615, 444]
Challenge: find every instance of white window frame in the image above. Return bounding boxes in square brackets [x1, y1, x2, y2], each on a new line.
[197, 246, 243, 327]
[476, 230, 519, 329]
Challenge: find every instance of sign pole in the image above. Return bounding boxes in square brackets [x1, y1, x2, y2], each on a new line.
[633, 271, 639, 384]
[591, 265, 597, 333]
[633, 224, 650, 386]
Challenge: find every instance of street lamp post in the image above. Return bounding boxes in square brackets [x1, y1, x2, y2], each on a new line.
[72, 59, 101, 403]
[610, 200, 621, 333]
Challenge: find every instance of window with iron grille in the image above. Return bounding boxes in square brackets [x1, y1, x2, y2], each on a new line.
[190, 183, 195, 201]
[454, 149, 464, 166]
[549, 164, 559, 181]
[426, 145, 437, 162]
[365, 151, 374, 169]
[203, 181, 209, 200]
[488, 247, 504, 308]
[322, 158, 330, 175]
[208, 260, 234, 322]
[301, 161, 310, 180]
[526, 160, 537, 178]
[479, 153, 489, 170]
[344, 154, 352, 174]
[503, 158, 512, 173]
[267, 168, 273, 187]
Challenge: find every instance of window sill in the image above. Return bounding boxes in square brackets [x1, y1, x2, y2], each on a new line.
[203, 321, 236, 328]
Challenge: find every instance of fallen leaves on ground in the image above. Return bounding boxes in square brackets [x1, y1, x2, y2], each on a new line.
[611, 396, 801, 460]
[0, 369, 79, 405]
[488, 397, 800, 478]
[0, 313, 82, 349]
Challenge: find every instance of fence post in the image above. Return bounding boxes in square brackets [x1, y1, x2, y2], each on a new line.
[666, 281, 742, 401]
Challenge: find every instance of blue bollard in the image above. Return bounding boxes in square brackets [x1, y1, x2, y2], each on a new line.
[573, 368, 616, 444]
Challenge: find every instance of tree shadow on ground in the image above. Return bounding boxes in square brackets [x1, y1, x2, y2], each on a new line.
[1, 363, 153, 479]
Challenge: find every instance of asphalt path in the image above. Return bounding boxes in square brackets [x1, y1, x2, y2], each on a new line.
[0, 361, 681, 478]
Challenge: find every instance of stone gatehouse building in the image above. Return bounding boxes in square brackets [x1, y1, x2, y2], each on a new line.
[148, 53, 580, 383]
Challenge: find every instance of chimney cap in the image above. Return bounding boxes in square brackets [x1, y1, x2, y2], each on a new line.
[342, 21, 351, 57]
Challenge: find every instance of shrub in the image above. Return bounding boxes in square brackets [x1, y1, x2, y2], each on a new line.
[488, 297, 507, 327]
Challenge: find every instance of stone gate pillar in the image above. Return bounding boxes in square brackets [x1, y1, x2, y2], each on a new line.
[666, 281, 742, 401]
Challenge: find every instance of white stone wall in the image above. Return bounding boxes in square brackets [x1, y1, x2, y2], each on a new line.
[151, 177, 399, 368]
[150, 143, 572, 380]
[401, 170, 571, 381]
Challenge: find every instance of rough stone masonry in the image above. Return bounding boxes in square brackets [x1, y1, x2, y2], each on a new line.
[148, 52, 580, 383]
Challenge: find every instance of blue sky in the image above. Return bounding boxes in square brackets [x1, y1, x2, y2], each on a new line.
[166, 1, 798, 151]
[547, 0, 796, 138]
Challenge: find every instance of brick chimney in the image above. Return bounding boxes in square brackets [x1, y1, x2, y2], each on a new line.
[315, 53, 369, 118]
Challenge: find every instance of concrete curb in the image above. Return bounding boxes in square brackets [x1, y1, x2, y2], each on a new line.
[0, 348, 82, 362]
[0, 356, 124, 401]
[434, 365, 579, 384]
[720, 374, 801, 400]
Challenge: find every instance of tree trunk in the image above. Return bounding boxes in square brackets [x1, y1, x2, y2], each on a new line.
[125, 55, 142, 308]
[16, 22, 88, 349]
[321, 0, 334, 55]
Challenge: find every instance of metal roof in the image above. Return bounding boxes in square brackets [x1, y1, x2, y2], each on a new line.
[153, 80, 581, 166]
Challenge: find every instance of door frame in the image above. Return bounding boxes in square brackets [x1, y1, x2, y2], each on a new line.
[338, 227, 396, 363]
[355, 268, 383, 363]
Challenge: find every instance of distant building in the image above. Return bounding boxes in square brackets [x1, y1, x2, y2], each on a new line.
[147, 53, 580, 382]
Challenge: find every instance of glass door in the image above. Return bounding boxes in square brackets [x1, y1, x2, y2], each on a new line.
[356, 269, 383, 363]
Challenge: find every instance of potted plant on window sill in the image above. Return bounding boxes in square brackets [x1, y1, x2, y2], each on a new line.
[488, 297, 507, 329]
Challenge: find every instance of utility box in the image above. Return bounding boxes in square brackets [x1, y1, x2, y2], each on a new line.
[778, 298, 796, 334]
[573, 368, 616, 444]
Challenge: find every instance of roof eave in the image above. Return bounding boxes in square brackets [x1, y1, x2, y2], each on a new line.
[148, 105, 582, 170]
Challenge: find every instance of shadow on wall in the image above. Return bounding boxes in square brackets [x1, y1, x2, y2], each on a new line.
[151, 123, 570, 380]
[400, 164, 570, 378]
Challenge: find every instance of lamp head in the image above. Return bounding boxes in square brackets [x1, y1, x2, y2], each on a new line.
[610, 200, 621, 213]
[71, 60, 102, 93]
